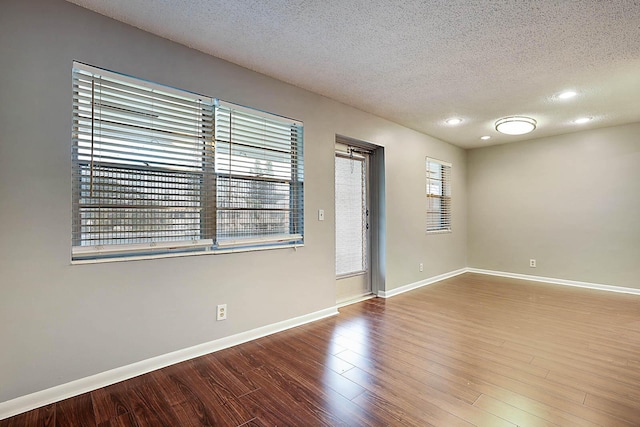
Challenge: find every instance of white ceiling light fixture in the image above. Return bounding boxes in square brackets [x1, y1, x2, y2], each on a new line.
[558, 90, 577, 99]
[573, 117, 592, 124]
[446, 117, 462, 125]
[480, 135, 491, 140]
[495, 116, 537, 135]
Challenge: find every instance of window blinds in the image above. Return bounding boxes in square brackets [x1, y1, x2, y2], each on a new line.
[214, 101, 304, 247]
[72, 63, 215, 258]
[335, 155, 367, 276]
[426, 157, 452, 232]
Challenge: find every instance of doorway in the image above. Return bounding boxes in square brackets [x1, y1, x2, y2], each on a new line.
[335, 143, 372, 304]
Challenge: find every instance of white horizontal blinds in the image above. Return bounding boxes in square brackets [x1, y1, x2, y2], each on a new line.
[335, 155, 367, 276]
[214, 102, 304, 246]
[72, 63, 215, 257]
[426, 157, 452, 232]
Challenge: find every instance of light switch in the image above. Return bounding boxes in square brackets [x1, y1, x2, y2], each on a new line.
[318, 209, 325, 221]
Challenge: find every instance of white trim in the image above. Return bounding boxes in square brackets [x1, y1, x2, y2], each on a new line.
[365, 267, 640, 299]
[0, 307, 337, 421]
[72, 239, 214, 257]
[378, 268, 467, 298]
[336, 270, 367, 280]
[5, 268, 636, 420]
[336, 293, 375, 308]
[216, 234, 303, 248]
[425, 229, 452, 235]
[72, 242, 304, 265]
[467, 268, 640, 296]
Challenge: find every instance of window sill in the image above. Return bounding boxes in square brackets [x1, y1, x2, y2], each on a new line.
[426, 229, 452, 235]
[336, 270, 367, 279]
[71, 242, 304, 265]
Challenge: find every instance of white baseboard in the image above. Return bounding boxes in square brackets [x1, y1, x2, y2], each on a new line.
[377, 267, 640, 299]
[467, 268, 640, 296]
[4, 268, 636, 420]
[0, 306, 338, 421]
[378, 268, 467, 298]
[336, 293, 376, 308]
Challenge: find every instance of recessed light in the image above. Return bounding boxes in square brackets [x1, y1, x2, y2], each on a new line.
[446, 118, 462, 125]
[573, 117, 591, 124]
[495, 116, 537, 135]
[480, 136, 491, 140]
[558, 91, 577, 99]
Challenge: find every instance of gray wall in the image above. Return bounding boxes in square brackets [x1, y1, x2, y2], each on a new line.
[468, 123, 640, 289]
[0, 0, 466, 402]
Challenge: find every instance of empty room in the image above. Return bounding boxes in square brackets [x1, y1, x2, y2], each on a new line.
[1, 0, 639, 426]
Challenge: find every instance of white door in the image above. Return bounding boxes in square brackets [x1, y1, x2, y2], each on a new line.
[335, 149, 371, 303]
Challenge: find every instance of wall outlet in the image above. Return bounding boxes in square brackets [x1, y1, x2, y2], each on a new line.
[529, 259, 536, 268]
[216, 304, 227, 321]
[419, 263, 424, 272]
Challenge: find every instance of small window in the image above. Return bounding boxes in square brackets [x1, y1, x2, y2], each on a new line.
[426, 157, 452, 233]
[72, 63, 303, 261]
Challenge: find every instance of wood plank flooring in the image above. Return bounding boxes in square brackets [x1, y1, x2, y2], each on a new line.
[3, 272, 640, 426]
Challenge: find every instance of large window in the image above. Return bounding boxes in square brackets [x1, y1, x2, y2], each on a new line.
[72, 63, 303, 260]
[426, 157, 452, 233]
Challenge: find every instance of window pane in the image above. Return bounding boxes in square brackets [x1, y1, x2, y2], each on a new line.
[215, 104, 304, 246]
[72, 63, 215, 258]
[426, 157, 452, 232]
[216, 176, 292, 238]
[427, 161, 442, 179]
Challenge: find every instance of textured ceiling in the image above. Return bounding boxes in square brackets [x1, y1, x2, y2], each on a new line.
[66, 0, 640, 148]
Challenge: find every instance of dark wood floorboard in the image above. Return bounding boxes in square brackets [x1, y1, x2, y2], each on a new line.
[3, 272, 640, 426]
[56, 393, 95, 427]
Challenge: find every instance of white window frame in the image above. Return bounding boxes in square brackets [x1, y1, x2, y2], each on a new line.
[213, 100, 304, 250]
[71, 63, 304, 262]
[426, 157, 452, 233]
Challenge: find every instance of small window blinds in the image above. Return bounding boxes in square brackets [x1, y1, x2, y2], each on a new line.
[426, 157, 452, 232]
[335, 154, 367, 276]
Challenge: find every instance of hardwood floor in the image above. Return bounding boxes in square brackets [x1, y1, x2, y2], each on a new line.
[3, 272, 640, 426]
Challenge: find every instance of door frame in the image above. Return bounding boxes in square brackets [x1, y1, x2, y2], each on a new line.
[335, 149, 371, 302]
[335, 135, 385, 300]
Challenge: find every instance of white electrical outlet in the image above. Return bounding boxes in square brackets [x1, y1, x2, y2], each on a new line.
[529, 259, 536, 268]
[419, 263, 424, 272]
[216, 304, 227, 321]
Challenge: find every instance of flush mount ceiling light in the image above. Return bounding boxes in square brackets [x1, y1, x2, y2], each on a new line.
[445, 117, 462, 125]
[480, 135, 491, 140]
[558, 90, 577, 100]
[495, 116, 537, 135]
[573, 117, 591, 124]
